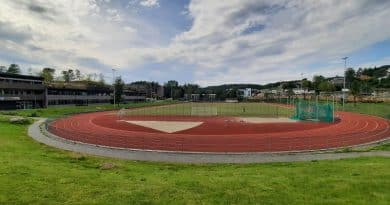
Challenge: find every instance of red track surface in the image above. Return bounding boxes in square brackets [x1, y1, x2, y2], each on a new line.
[48, 111, 390, 152]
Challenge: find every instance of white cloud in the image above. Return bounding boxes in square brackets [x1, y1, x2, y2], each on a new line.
[0, 0, 145, 75]
[165, 0, 390, 85]
[0, 0, 389, 86]
[139, 0, 159, 8]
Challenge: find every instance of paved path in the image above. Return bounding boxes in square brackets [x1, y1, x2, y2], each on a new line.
[28, 118, 390, 164]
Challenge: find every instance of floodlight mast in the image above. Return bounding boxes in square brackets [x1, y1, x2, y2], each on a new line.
[112, 68, 116, 108]
[342, 57, 348, 110]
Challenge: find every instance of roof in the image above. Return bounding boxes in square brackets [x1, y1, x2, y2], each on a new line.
[47, 82, 111, 91]
[0, 72, 44, 81]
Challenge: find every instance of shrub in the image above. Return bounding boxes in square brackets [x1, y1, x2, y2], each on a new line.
[28, 112, 40, 117]
[0, 111, 17, 116]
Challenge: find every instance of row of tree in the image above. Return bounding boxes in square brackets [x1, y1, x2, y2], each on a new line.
[0, 64, 22, 74]
[0, 64, 107, 85]
[142, 65, 390, 101]
[40, 68, 106, 84]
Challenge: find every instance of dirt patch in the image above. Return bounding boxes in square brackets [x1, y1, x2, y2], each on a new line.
[100, 162, 116, 170]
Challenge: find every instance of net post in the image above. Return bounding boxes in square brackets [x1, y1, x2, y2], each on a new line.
[332, 95, 335, 123]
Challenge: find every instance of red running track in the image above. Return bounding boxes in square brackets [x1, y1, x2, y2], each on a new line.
[47, 111, 390, 152]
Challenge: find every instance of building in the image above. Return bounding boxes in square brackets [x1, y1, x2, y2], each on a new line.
[0, 73, 46, 109]
[238, 88, 252, 98]
[47, 82, 111, 106]
[124, 82, 164, 101]
[122, 85, 147, 102]
[0, 72, 164, 110]
[328, 76, 344, 87]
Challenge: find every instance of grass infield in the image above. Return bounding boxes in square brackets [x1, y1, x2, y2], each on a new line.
[338, 102, 390, 119]
[124, 102, 294, 117]
[0, 100, 177, 118]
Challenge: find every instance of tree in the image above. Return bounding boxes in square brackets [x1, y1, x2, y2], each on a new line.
[62, 71, 70, 82]
[149, 81, 161, 98]
[301, 78, 312, 99]
[345, 68, 356, 88]
[113, 77, 124, 105]
[86, 74, 93, 82]
[40, 67, 56, 83]
[350, 80, 361, 106]
[282, 82, 296, 90]
[61, 69, 75, 82]
[318, 81, 335, 92]
[183, 84, 200, 95]
[164, 80, 179, 98]
[75, 69, 82, 80]
[225, 88, 238, 99]
[166, 80, 179, 87]
[98, 73, 105, 85]
[302, 79, 312, 90]
[312, 75, 326, 94]
[7, 64, 21, 74]
[356, 68, 363, 78]
[286, 88, 294, 101]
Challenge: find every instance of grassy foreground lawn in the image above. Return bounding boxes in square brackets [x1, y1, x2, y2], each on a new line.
[0, 116, 389, 204]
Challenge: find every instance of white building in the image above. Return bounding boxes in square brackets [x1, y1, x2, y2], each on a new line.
[238, 88, 252, 98]
[243, 88, 252, 98]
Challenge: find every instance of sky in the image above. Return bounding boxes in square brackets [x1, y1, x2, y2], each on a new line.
[0, 0, 389, 86]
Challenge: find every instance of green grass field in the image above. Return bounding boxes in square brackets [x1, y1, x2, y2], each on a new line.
[125, 102, 294, 117]
[336, 102, 390, 119]
[0, 100, 176, 118]
[0, 116, 389, 204]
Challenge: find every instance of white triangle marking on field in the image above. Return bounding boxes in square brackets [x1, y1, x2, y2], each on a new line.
[122, 121, 203, 133]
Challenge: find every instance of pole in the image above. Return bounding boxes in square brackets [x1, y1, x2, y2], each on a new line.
[171, 85, 173, 100]
[316, 95, 319, 121]
[332, 95, 335, 123]
[342, 57, 348, 111]
[112, 69, 116, 108]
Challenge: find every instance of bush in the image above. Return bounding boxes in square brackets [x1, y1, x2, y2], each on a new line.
[0, 111, 17, 116]
[28, 112, 40, 117]
[9, 117, 32, 125]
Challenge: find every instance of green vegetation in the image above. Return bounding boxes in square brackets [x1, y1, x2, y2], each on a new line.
[335, 102, 390, 119]
[125, 102, 294, 117]
[5, 63, 21, 75]
[0, 117, 389, 204]
[371, 143, 390, 151]
[0, 101, 176, 118]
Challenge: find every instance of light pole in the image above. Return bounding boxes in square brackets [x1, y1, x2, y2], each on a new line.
[342, 57, 348, 110]
[112, 68, 116, 107]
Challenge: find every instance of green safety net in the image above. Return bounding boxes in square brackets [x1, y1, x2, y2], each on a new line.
[293, 100, 334, 122]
